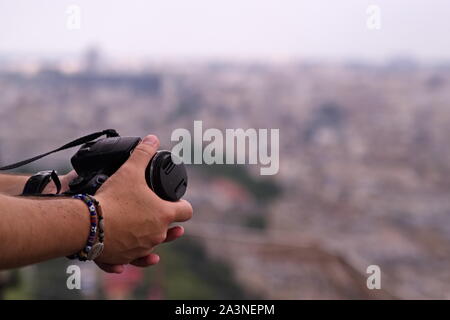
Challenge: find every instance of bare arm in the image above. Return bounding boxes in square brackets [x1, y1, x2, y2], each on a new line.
[0, 194, 89, 269]
[0, 171, 78, 196]
[0, 135, 193, 272]
[0, 174, 29, 196]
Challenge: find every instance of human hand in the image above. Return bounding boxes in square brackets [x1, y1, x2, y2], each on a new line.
[95, 225, 186, 273]
[43, 170, 78, 194]
[92, 135, 193, 272]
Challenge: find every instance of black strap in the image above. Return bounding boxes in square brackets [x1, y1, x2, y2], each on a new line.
[0, 129, 120, 171]
[22, 170, 62, 196]
[51, 170, 62, 194]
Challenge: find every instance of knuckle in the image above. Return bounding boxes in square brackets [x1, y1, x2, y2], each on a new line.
[134, 144, 155, 158]
[154, 233, 166, 245]
[137, 249, 151, 259]
[160, 206, 175, 222]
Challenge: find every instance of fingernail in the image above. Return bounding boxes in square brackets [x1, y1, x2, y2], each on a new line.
[143, 135, 158, 146]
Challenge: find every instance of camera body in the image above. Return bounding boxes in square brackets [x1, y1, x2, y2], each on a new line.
[68, 136, 187, 201]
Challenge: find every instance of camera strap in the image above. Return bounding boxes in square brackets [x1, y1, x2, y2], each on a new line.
[0, 129, 120, 171]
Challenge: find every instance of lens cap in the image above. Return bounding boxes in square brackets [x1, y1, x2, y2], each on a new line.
[146, 150, 188, 202]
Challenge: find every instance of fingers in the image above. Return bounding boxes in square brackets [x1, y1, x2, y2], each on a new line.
[130, 253, 160, 267]
[164, 225, 184, 243]
[60, 170, 78, 193]
[95, 262, 125, 274]
[96, 227, 184, 271]
[130, 226, 184, 268]
[127, 135, 160, 169]
[64, 170, 78, 181]
[171, 200, 193, 222]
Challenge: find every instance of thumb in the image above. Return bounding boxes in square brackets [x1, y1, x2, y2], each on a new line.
[128, 135, 160, 168]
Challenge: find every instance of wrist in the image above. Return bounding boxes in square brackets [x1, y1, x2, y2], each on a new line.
[0, 174, 30, 196]
[62, 198, 92, 257]
[68, 194, 105, 261]
[91, 194, 121, 264]
[43, 171, 78, 194]
[23, 170, 60, 195]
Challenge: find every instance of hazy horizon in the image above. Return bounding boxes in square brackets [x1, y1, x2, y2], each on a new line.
[1, 1, 449, 63]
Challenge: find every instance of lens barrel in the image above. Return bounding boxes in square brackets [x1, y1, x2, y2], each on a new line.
[146, 150, 188, 202]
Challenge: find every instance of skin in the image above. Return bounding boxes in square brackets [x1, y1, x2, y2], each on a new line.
[0, 135, 193, 274]
[0, 174, 29, 196]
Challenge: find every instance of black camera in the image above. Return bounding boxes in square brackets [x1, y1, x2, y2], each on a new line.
[68, 136, 188, 201]
[0, 130, 187, 201]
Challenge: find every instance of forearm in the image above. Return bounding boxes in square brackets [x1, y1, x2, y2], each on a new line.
[0, 194, 89, 269]
[0, 174, 29, 196]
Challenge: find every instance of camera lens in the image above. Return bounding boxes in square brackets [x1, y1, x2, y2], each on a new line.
[146, 150, 187, 202]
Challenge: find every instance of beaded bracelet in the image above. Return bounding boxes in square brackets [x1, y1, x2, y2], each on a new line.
[68, 194, 105, 261]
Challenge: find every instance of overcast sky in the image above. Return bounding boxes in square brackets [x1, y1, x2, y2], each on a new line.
[0, 0, 449, 62]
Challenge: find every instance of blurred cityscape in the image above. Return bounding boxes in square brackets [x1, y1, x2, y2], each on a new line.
[1, 48, 450, 299]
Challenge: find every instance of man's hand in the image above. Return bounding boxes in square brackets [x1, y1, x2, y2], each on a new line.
[43, 170, 78, 194]
[0, 169, 77, 196]
[0, 135, 191, 273]
[92, 135, 193, 273]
